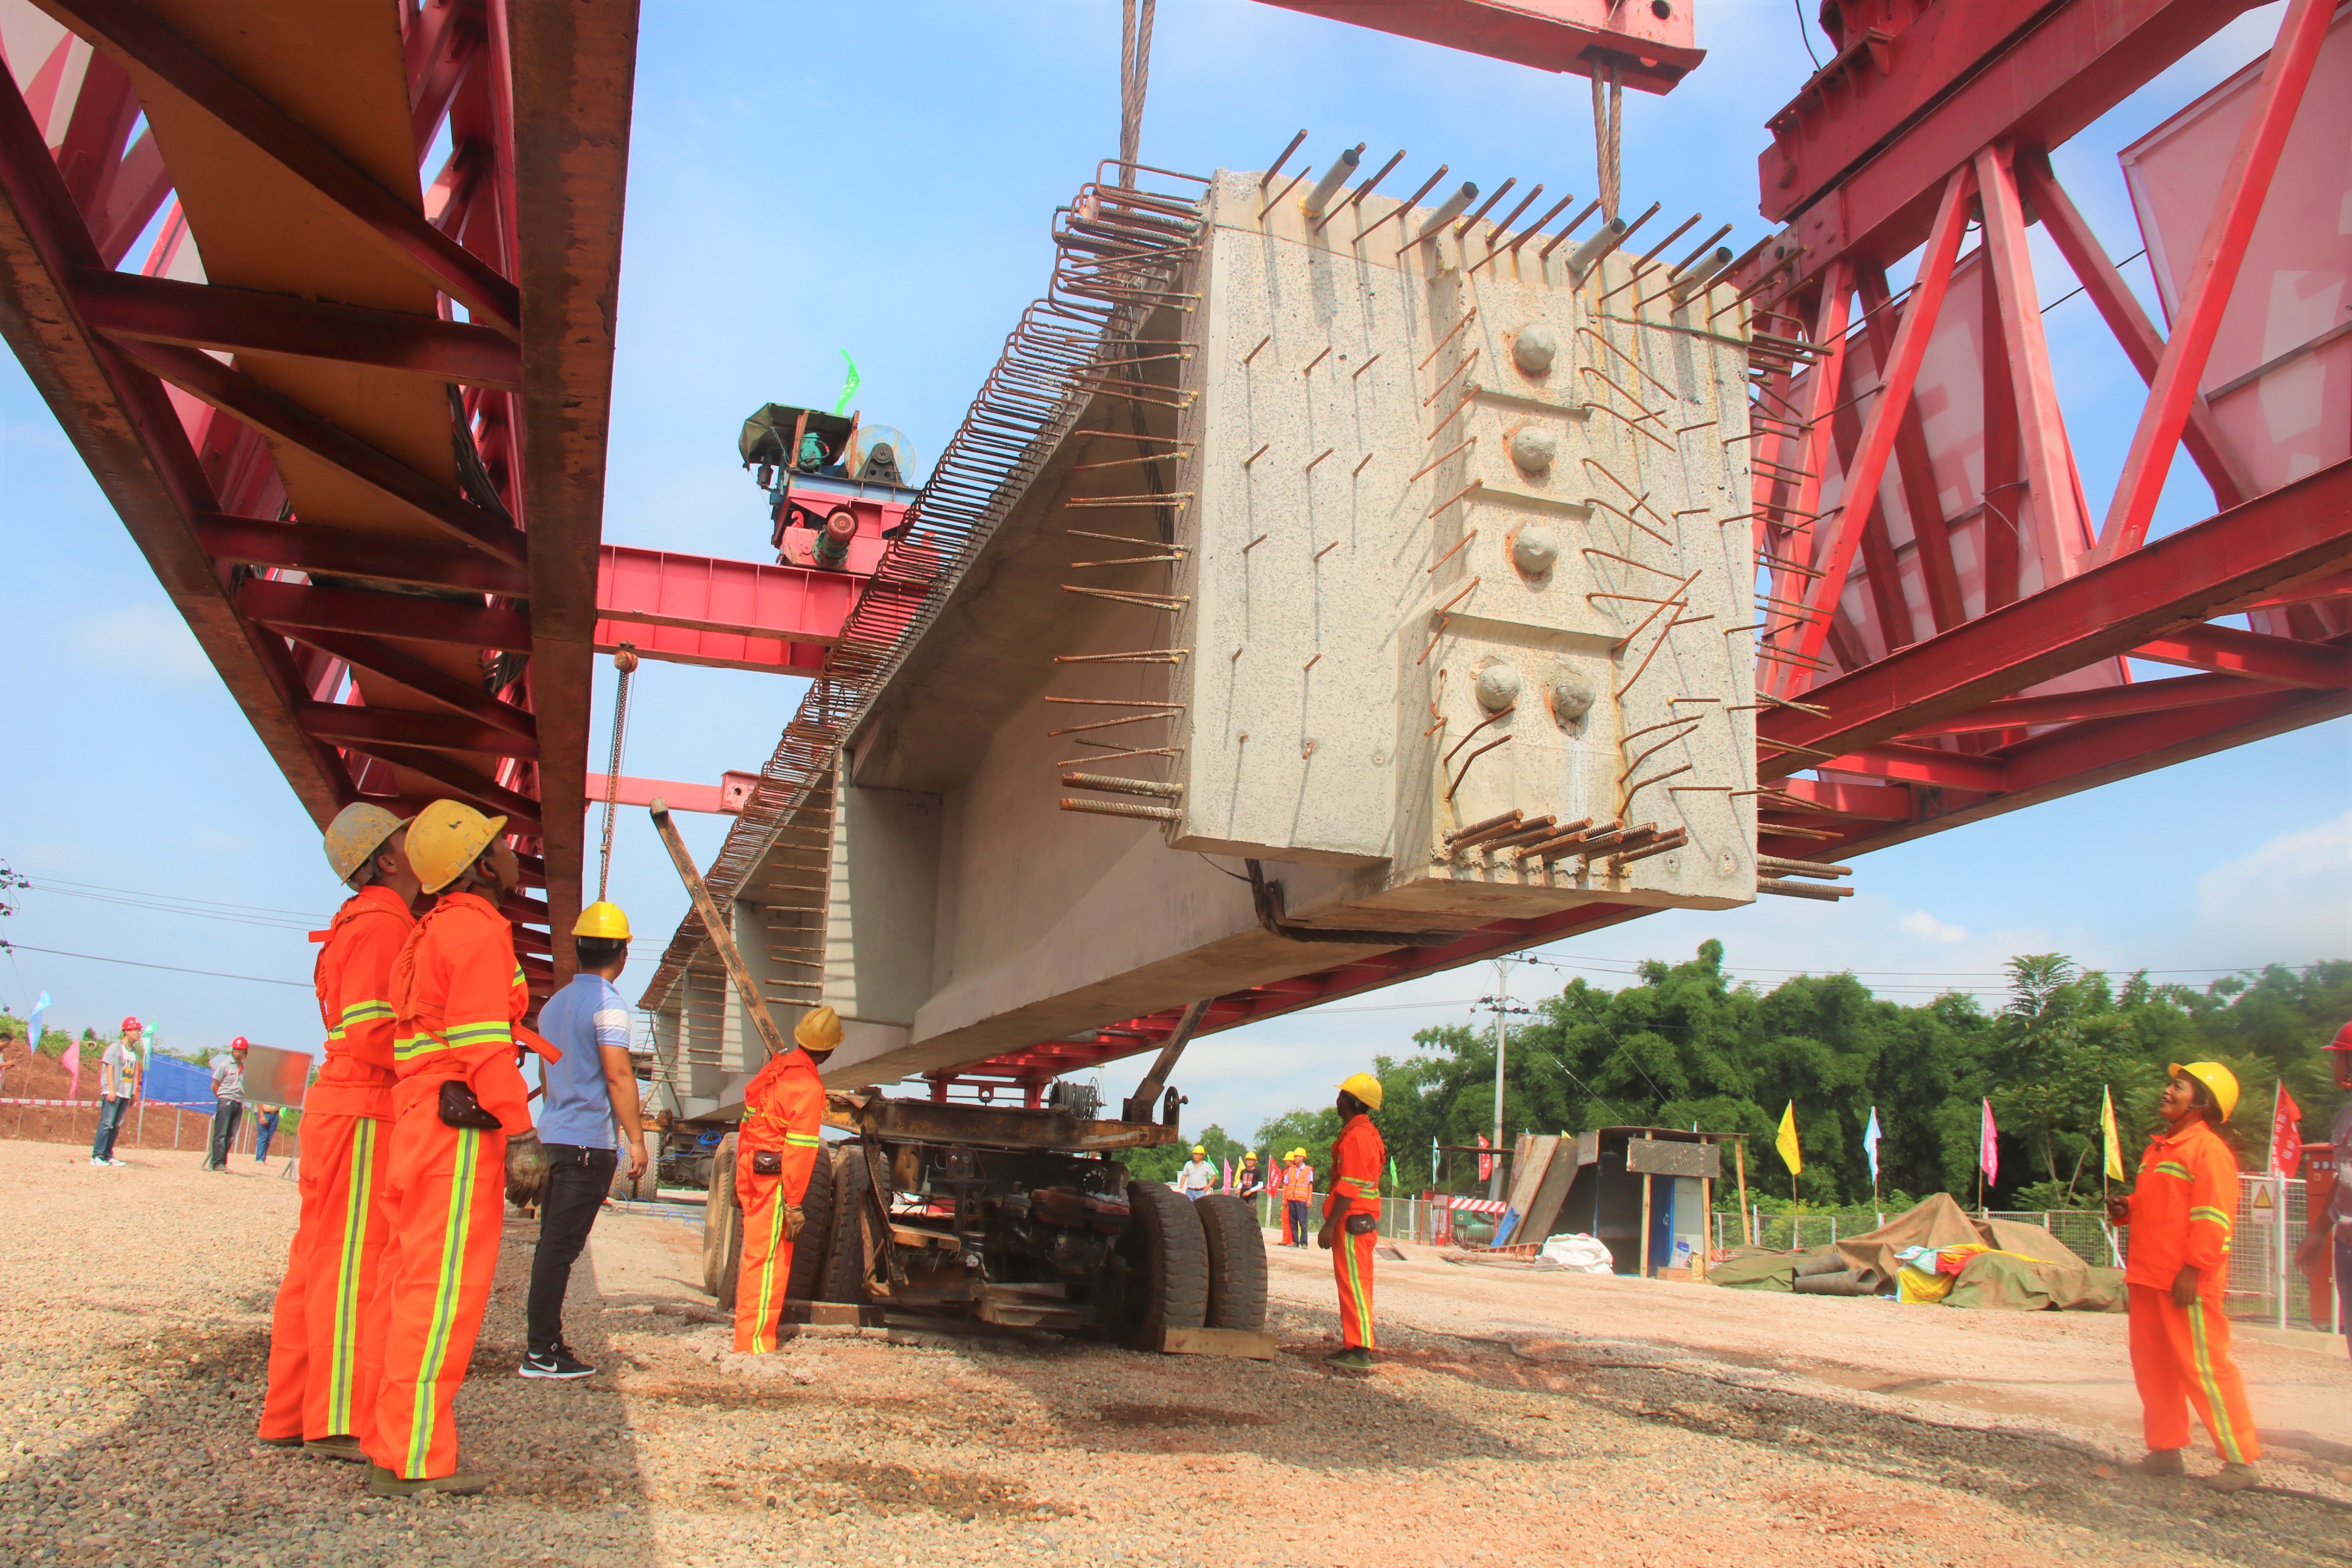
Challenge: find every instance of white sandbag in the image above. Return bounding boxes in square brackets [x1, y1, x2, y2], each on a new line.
[1540, 1233, 1614, 1275]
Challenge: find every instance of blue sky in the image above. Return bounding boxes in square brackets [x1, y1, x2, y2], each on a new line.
[1, 3, 2341, 1134]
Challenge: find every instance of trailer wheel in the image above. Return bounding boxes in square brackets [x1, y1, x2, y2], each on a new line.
[1194, 1194, 1268, 1331]
[1116, 1181, 1209, 1336]
[609, 1157, 648, 1204]
[704, 1134, 743, 1302]
[819, 1145, 876, 1304]
[785, 1145, 839, 1304]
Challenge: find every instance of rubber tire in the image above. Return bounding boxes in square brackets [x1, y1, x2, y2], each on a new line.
[609, 1159, 647, 1203]
[819, 1145, 875, 1305]
[1119, 1181, 1209, 1336]
[785, 1145, 838, 1304]
[1194, 1194, 1269, 1332]
[705, 1135, 743, 1305]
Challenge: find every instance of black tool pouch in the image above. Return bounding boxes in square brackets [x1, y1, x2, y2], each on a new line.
[1344, 1213, 1377, 1236]
[751, 1149, 783, 1176]
[437, 1079, 502, 1131]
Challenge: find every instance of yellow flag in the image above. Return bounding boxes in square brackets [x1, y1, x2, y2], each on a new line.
[1775, 1100, 1802, 1175]
[2101, 1084, 2124, 1180]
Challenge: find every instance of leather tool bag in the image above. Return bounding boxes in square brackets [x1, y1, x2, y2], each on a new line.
[751, 1149, 783, 1177]
[437, 1079, 503, 1131]
[1344, 1213, 1378, 1236]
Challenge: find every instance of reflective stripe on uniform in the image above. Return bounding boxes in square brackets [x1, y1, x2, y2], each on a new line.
[2187, 1298, 2249, 1462]
[341, 999, 394, 1024]
[784, 1132, 821, 1148]
[405, 1129, 479, 1478]
[326, 1118, 377, 1433]
[394, 1021, 512, 1061]
[752, 1198, 787, 1354]
[2152, 1161, 2191, 1180]
[1338, 1231, 1374, 1350]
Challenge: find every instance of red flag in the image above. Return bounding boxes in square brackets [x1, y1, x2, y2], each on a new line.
[2271, 1082, 2305, 1178]
[1978, 1098, 1999, 1187]
[1476, 1132, 1492, 1183]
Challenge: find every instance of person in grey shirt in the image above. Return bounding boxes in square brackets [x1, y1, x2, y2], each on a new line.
[89, 1017, 142, 1167]
[204, 1038, 249, 1171]
[2296, 1020, 2352, 1359]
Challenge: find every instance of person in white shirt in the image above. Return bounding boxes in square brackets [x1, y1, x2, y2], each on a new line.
[204, 1038, 249, 1171]
[1177, 1145, 1214, 1201]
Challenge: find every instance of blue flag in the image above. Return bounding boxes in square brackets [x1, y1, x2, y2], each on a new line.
[26, 990, 51, 1048]
[1863, 1105, 1882, 1183]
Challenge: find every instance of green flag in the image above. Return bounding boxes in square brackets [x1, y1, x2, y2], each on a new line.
[832, 350, 861, 416]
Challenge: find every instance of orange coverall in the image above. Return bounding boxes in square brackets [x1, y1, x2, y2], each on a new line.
[1325, 1114, 1385, 1351]
[362, 891, 533, 1481]
[258, 885, 411, 1446]
[2120, 1118, 2259, 1464]
[733, 1046, 828, 1354]
[1276, 1159, 1296, 1244]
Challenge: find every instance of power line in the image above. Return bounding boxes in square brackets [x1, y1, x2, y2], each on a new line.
[0, 943, 309, 989]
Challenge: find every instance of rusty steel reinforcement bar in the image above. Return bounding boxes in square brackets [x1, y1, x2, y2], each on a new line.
[641, 166, 1208, 1012]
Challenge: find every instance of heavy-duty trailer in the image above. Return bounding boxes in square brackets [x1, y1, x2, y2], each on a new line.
[698, 1087, 1270, 1354]
[650, 792, 1272, 1355]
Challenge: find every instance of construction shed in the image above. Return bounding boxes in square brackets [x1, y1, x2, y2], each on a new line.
[1546, 1127, 1727, 1279]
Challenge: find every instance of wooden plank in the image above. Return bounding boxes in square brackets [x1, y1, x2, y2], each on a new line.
[1155, 1326, 1277, 1361]
[1625, 1138, 1721, 1178]
[1519, 1139, 1581, 1242]
[1498, 1133, 1557, 1242]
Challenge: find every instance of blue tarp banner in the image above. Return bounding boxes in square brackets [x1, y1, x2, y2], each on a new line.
[142, 1053, 217, 1108]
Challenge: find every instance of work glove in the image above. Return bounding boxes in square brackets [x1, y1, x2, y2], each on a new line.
[784, 1203, 806, 1242]
[505, 1129, 551, 1210]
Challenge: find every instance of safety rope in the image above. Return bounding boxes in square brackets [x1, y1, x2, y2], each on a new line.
[597, 646, 638, 903]
[1590, 61, 1622, 222]
[1118, 0, 1155, 187]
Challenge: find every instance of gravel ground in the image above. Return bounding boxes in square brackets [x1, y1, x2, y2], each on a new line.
[4, 1138, 2346, 1568]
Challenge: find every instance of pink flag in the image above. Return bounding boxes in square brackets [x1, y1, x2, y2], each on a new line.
[2271, 1082, 2305, 1178]
[1220, 1158, 1233, 1194]
[61, 1039, 80, 1101]
[1978, 1098, 1998, 1187]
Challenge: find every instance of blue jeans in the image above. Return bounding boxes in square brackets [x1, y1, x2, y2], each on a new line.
[253, 1110, 279, 1161]
[91, 1096, 129, 1161]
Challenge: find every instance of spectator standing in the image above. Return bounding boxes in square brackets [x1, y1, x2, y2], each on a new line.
[205, 1038, 250, 1171]
[89, 1016, 142, 1167]
[1285, 1148, 1315, 1248]
[1177, 1144, 1213, 1201]
[1234, 1151, 1265, 1203]
[254, 1106, 281, 1162]
[2295, 1020, 2352, 1363]
[520, 901, 649, 1380]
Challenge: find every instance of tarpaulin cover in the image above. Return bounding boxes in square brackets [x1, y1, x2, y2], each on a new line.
[1712, 1195, 2121, 1311]
[1943, 1250, 2126, 1312]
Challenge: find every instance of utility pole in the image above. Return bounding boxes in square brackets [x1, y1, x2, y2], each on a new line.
[1476, 954, 1531, 1201]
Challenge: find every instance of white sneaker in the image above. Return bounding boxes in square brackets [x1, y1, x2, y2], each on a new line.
[88, 1157, 107, 1167]
[106, 1158, 128, 1167]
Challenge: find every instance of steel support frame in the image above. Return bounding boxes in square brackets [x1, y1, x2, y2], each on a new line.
[0, 1, 637, 994]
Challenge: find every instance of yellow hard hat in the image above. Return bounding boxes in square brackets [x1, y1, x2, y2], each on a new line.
[2168, 1060, 2240, 1122]
[1242, 1151, 1256, 1162]
[795, 1005, 843, 1053]
[324, 803, 406, 885]
[1338, 1072, 1384, 1111]
[406, 799, 507, 894]
[573, 901, 632, 940]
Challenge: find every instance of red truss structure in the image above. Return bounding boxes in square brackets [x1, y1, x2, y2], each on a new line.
[933, 0, 2352, 1103]
[0, 0, 638, 995]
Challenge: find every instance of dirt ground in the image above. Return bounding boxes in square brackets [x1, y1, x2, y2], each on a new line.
[4, 1139, 2347, 1568]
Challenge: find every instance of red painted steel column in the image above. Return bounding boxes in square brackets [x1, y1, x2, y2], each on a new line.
[1760, 259, 1853, 695]
[1975, 143, 2089, 583]
[2091, 0, 2332, 564]
[1788, 165, 1975, 677]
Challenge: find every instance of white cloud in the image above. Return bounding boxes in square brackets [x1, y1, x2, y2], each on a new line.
[1899, 910, 1971, 945]
[2194, 811, 2352, 967]
[71, 603, 210, 685]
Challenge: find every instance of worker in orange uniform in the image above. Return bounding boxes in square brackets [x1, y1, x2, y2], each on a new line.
[1286, 1148, 1315, 1248]
[257, 805, 419, 1463]
[1318, 1074, 1386, 1372]
[733, 1005, 839, 1354]
[2106, 1061, 2262, 1492]
[361, 801, 554, 1498]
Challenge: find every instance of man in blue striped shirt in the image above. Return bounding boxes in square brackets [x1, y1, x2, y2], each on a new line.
[520, 902, 648, 1380]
